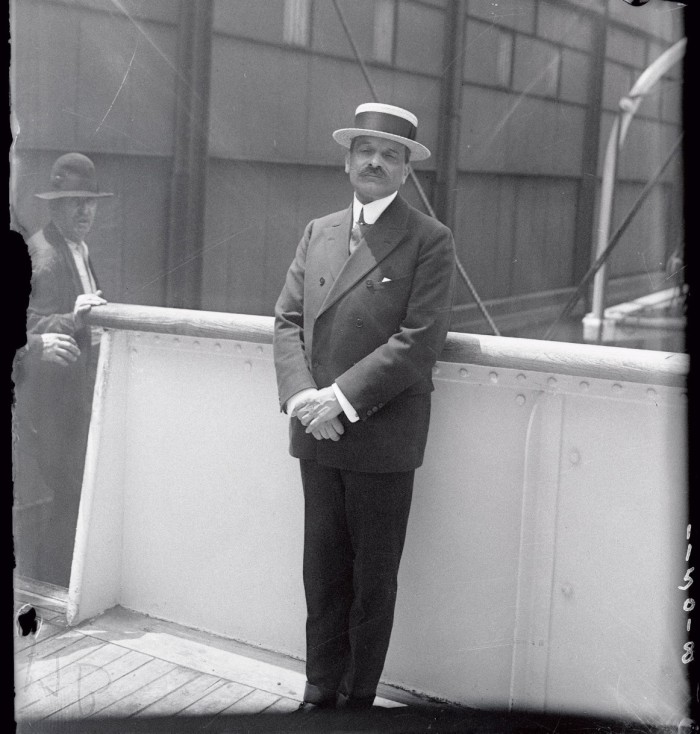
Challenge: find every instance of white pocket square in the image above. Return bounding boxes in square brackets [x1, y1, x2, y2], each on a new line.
[381, 277, 392, 283]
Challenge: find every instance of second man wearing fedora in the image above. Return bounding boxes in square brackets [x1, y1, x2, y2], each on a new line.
[22, 152, 111, 586]
[274, 103, 456, 711]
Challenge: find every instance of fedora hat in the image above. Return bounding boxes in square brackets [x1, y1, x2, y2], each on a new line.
[333, 103, 431, 161]
[35, 153, 113, 200]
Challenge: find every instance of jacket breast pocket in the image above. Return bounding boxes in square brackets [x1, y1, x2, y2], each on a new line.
[371, 274, 412, 292]
[366, 274, 412, 323]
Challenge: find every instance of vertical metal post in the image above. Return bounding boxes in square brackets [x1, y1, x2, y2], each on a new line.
[165, 0, 213, 309]
[590, 116, 621, 327]
[571, 11, 606, 303]
[434, 0, 466, 229]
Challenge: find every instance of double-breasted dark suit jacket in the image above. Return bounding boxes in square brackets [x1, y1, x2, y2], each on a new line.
[274, 195, 456, 473]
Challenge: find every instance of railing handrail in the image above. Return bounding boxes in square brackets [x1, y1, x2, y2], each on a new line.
[87, 303, 688, 387]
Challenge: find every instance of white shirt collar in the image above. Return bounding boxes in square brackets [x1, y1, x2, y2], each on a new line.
[352, 192, 398, 225]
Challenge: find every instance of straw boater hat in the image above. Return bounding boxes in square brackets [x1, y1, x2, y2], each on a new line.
[333, 103, 431, 161]
[35, 153, 113, 200]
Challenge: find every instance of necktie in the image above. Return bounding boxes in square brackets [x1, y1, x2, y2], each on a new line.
[349, 208, 367, 255]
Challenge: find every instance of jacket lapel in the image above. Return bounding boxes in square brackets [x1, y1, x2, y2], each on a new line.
[317, 196, 409, 318]
[44, 221, 86, 297]
[323, 205, 352, 282]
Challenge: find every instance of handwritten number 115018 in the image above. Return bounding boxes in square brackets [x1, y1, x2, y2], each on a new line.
[681, 525, 694, 664]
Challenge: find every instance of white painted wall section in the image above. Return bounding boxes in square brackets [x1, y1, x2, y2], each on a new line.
[69, 312, 690, 725]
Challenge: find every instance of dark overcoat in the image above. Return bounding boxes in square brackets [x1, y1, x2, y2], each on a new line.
[22, 221, 98, 483]
[274, 195, 456, 473]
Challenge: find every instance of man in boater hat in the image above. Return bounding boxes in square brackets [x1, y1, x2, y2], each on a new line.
[274, 104, 456, 711]
[18, 152, 111, 585]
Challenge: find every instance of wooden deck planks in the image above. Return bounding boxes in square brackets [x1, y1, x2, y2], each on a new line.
[79, 612, 306, 701]
[94, 664, 201, 718]
[261, 696, 302, 714]
[13, 599, 416, 725]
[16, 635, 105, 693]
[135, 673, 228, 717]
[198, 693, 300, 734]
[43, 655, 174, 722]
[16, 640, 130, 710]
[21, 650, 154, 721]
[177, 680, 255, 719]
[15, 626, 87, 664]
[219, 688, 283, 715]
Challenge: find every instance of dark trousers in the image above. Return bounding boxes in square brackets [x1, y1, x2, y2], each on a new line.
[299, 459, 414, 706]
[36, 347, 99, 587]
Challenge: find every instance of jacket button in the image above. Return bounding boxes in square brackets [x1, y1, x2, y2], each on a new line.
[319, 277, 325, 286]
[356, 318, 363, 328]
[366, 410, 373, 417]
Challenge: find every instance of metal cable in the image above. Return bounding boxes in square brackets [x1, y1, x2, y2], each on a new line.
[331, 0, 500, 336]
[542, 134, 683, 341]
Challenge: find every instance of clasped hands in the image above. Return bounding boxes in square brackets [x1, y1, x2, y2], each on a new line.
[291, 387, 344, 441]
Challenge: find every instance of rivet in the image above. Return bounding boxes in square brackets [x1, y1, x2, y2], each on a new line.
[214, 342, 222, 350]
[234, 343, 242, 353]
[611, 383, 622, 393]
[516, 373, 526, 383]
[516, 394, 526, 406]
[173, 337, 180, 344]
[459, 368, 468, 378]
[569, 449, 581, 465]
[131, 347, 138, 355]
[256, 346, 264, 355]
[193, 341, 200, 348]
[153, 335, 160, 342]
[244, 361, 252, 372]
[647, 388, 657, 399]
[432, 366, 440, 375]
[489, 371, 498, 384]
[547, 377, 557, 387]
[579, 381, 589, 391]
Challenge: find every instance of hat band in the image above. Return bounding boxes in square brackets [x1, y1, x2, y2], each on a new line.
[354, 111, 417, 141]
[51, 175, 100, 193]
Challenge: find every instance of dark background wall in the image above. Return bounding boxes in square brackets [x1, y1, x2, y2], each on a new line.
[10, 0, 684, 336]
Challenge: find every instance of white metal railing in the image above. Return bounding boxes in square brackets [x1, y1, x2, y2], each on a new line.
[69, 305, 689, 725]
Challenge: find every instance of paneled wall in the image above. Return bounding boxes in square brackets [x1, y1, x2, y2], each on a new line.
[453, 0, 682, 330]
[10, 0, 180, 307]
[10, 0, 684, 331]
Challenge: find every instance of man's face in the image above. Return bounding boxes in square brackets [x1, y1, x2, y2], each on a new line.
[345, 135, 410, 204]
[51, 197, 98, 243]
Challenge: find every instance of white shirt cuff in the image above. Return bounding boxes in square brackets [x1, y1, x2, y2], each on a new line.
[332, 383, 359, 423]
[285, 388, 316, 416]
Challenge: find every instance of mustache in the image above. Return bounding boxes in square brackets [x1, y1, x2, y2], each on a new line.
[360, 165, 385, 177]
